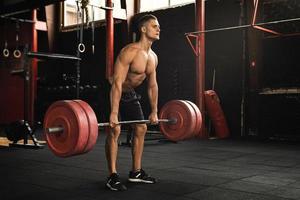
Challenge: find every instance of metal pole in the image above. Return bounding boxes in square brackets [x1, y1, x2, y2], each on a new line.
[185, 17, 300, 35]
[106, 0, 114, 80]
[195, 0, 207, 138]
[30, 9, 38, 127]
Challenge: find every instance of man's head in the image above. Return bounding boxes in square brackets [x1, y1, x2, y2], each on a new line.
[134, 14, 160, 41]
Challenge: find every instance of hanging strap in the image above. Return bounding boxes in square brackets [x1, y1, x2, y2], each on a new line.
[3, 18, 10, 57]
[13, 20, 21, 58]
[91, 5, 95, 54]
[76, 1, 85, 53]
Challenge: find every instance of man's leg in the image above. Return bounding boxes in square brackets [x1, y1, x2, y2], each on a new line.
[131, 124, 147, 171]
[105, 126, 127, 191]
[128, 124, 156, 183]
[105, 125, 121, 174]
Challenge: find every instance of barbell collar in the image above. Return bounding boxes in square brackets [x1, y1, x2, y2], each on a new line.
[47, 127, 64, 133]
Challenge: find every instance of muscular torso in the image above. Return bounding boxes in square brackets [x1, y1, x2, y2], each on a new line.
[122, 48, 157, 92]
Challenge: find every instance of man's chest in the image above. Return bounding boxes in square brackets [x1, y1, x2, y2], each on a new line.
[130, 52, 155, 74]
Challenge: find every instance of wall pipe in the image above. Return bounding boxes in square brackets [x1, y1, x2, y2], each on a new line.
[106, 0, 114, 80]
[28, 9, 38, 127]
[195, 0, 207, 138]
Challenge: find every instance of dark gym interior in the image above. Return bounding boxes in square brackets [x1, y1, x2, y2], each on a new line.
[0, 0, 300, 199]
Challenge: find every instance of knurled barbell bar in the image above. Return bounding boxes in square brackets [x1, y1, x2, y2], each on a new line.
[46, 118, 176, 134]
[43, 99, 202, 157]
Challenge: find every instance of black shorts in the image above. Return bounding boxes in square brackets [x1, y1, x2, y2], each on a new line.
[119, 90, 144, 121]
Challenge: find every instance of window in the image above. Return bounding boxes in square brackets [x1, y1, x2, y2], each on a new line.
[139, 0, 195, 12]
[139, 0, 169, 12]
[62, 0, 126, 29]
[170, 0, 195, 7]
[61, 0, 195, 29]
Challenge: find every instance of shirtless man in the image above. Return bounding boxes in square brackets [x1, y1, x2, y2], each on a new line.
[105, 14, 160, 191]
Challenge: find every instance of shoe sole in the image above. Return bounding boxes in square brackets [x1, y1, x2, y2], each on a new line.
[106, 183, 127, 191]
[128, 178, 155, 184]
[106, 183, 118, 191]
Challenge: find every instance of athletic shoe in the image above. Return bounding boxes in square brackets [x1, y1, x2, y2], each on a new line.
[128, 169, 157, 183]
[106, 173, 127, 191]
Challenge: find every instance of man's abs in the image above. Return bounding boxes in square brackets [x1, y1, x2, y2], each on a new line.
[122, 72, 146, 91]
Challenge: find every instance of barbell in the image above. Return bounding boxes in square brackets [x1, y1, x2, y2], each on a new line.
[43, 99, 202, 157]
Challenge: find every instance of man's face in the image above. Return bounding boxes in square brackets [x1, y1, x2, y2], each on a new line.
[143, 19, 160, 41]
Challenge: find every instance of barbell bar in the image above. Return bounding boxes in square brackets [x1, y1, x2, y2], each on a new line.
[43, 99, 202, 157]
[46, 118, 177, 134]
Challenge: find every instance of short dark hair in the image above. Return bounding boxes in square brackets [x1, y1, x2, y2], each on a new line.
[134, 14, 157, 34]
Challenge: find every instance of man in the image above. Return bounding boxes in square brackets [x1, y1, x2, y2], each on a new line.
[105, 14, 160, 191]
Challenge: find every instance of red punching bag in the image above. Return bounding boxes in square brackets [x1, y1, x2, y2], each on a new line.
[204, 90, 230, 138]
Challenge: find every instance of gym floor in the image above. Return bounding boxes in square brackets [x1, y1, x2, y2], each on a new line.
[1, 129, 300, 200]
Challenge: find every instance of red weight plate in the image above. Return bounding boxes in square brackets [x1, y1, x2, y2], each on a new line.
[43, 100, 89, 157]
[73, 100, 98, 153]
[184, 100, 202, 137]
[159, 100, 196, 141]
[178, 100, 198, 140]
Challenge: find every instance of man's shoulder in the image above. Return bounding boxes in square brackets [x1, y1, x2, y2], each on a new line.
[149, 49, 158, 60]
[118, 43, 140, 61]
[150, 49, 157, 56]
[121, 43, 141, 53]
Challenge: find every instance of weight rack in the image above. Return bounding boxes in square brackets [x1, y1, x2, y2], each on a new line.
[8, 48, 81, 149]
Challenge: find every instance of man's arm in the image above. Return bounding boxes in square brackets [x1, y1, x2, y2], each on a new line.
[147, 53, 159, 123]
[110, 47, 135, 125]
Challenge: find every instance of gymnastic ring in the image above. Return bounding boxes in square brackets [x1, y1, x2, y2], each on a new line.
[78, 43, 85, 53]
[3, 48, 9, 57]
[13, 49, 22, 58]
